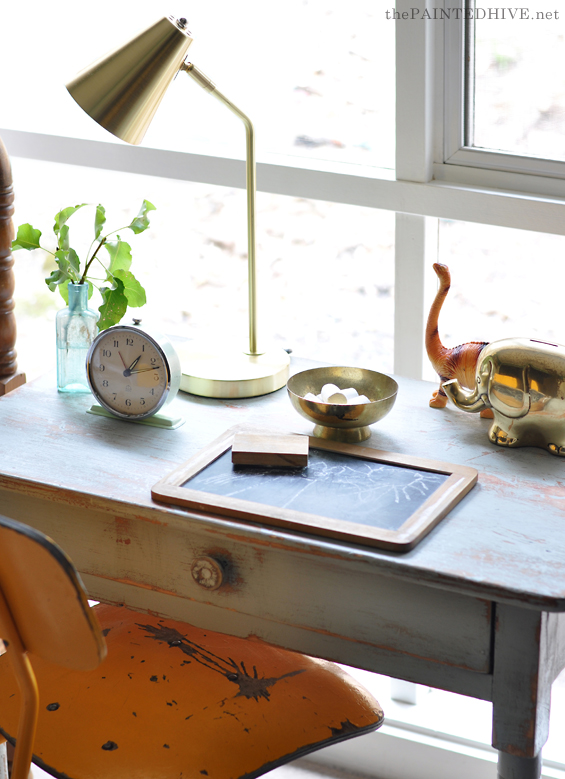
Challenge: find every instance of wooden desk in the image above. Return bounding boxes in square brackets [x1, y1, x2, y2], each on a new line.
[1, 361, 564, 779]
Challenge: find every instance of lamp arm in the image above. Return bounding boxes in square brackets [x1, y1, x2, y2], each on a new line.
[181, 62, 259, 356]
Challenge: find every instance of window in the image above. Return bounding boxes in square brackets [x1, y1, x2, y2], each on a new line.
[10, 157, 395, 382]
[472, 10, 565, 161]
[441, 0, 565, 191]
[1, 1, 395, 168]
[3, 1, 565, 777]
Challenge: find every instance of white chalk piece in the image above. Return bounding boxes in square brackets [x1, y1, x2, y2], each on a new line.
[320, 383, 341, 402]
[328, 387, 361, 404]
[341, 387, 360, 401]
[349, 395, 371, 404]
[327, 392, 348, 403]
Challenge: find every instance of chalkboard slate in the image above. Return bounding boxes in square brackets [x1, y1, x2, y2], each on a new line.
[152, 427, 478, 552]
[184, 449, 449, 532]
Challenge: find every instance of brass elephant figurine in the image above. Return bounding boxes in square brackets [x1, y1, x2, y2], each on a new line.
[443, 337, 565, 456]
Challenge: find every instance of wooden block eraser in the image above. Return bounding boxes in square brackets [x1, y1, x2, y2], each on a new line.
[232, 433, 309, 468]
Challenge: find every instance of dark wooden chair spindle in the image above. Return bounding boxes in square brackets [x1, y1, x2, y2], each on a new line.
[0, 135, 26, 395]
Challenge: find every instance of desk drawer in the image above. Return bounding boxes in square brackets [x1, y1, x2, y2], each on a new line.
[184, 529, 493, 675]
[0, 490, 492, 676]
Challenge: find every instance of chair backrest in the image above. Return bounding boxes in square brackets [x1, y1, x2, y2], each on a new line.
[0, 515, 106, 779]
[0, 514, 106, 670]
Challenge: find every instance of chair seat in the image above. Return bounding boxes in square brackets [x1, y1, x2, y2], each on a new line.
[0, 604, 383, 779]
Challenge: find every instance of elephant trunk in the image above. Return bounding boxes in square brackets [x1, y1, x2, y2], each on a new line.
[442, 379, 487, 413]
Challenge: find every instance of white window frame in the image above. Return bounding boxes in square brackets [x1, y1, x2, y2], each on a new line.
[438, 0, 565, 197]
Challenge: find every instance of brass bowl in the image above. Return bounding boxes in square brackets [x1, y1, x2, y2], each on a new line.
[287, 366, 398, 443]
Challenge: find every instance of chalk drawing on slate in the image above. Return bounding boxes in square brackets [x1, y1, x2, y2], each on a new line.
[183, 449, 449, 532]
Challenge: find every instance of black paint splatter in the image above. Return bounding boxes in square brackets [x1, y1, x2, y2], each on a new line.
[136, 622, 304, 702]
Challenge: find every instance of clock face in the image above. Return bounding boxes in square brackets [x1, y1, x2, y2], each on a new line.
[87, 327, 172, 419]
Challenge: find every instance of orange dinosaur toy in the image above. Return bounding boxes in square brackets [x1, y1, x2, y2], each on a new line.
[426, 263, 493, 418]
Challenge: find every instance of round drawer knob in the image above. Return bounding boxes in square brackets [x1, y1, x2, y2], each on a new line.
[191, 556, 223, 590]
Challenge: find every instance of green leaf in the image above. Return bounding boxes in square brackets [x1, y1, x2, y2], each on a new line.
[12, 223, 42, 251]
[114, 269, 146, 308]
[53, 204, 87, 237]
[53, 248, 82, 283]
[104, 239, 132, 275]
[98, 278, 128, 331]
[45, 269, 68, 292]
[94, 204, 106, 240]
[59, 280, 70, 303]
[59, 224, 70, 251]
[51, 249, 72, 280]
[67, 248, 81, 280]
[127, 199, 156, 234]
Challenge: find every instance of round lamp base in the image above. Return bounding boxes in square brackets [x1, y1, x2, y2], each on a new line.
[178, 344, 290, 399]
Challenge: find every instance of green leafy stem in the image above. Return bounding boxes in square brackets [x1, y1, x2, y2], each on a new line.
[12, 200, 155, 331]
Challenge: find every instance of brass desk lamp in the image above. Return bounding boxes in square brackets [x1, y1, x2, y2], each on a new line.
[66, 15, 290, 398]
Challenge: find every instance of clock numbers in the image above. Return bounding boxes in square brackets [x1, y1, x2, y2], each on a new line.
[87, 327, 171, 419]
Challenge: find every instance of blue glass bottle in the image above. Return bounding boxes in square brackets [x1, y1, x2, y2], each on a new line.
[56, 283, 98, 393]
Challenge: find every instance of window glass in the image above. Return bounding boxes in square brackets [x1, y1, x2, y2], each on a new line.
[10, 157, 394, 382]
[1, 1, 394, 170]
[472, 11, 565, 160]
[424, 218, 565, 381]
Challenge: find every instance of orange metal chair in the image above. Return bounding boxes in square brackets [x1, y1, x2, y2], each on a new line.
[0, 515, 384, 779]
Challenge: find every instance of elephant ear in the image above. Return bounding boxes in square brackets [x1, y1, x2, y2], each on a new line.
[489, 363, 531, 419]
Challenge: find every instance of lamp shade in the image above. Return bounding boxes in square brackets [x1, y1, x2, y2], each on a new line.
[66, 16, 193, 145]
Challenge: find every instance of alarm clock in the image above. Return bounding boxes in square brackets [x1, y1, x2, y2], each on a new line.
[86, 323, 181, 422]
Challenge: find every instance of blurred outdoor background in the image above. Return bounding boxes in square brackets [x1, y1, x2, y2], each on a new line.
[2, 1, 564, 385]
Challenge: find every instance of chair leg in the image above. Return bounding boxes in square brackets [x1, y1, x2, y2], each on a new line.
[0, 592, 39, 779]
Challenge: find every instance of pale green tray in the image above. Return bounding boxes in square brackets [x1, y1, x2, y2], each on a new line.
[87, 404, 185, 429]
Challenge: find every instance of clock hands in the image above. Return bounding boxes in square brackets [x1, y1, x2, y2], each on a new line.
[127, 355, 142, 372]
[122, 354, 142, 377]
[128, 366, 161, 375]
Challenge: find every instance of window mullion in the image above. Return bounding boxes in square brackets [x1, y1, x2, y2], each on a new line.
[394, 213, 438, 379]
[395, 0, 436, 182]
[443, 1, 466, 160]
[395, 2, 439, 379]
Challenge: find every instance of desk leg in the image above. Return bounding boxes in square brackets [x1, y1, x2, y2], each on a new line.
[497, 752, 542, 779]
[492, 604, 551, 779]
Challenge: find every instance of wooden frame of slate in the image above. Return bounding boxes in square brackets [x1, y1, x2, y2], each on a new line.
[152, 427, 478, 552]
